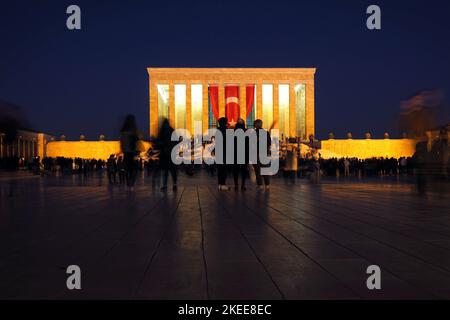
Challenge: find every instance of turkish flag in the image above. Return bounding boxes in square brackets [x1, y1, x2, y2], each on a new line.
[209, 85, 219, 120]
[246, 85, 255, 119]
[225, 86, 240, 126]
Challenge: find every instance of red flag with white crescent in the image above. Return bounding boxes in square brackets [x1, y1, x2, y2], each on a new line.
[225, 86, 240, 127]
[209, 85, 220, 120]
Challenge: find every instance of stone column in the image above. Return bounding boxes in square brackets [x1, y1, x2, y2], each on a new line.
[169, 82, 175, 128]
[27, 140, 31, 159]
[149, 80, 158, 137]
[256, 82, 262, 121]
[202, 82, 209, 133]
[37, 133, 45, 159]
[17, 136, 22, 158]
[273, 83, 279, 129]
[219, 83, 225, 118]
[305, 81, 315, 138]
[289, 82, 296, 138]
[186, 82, 192, 132]
[239, 84, 246, 122]
[30, 140, 34, 157]
[29, 140, 32, 158]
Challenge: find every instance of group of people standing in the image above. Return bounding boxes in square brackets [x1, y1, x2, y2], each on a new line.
[114, 114, 141, 189]
[151, 116, 273, 192]
[215, 117, 271, 191]
[115, 114, 449, 193]
[414, 129, 449, 193]
[106, 115, 179, 191]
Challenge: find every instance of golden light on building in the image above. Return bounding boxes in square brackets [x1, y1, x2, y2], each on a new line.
[147, 68, 317, 139]
[40, 67, 420, 161]
[320, 138, 417, 159]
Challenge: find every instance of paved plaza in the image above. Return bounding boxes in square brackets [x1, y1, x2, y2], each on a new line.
[0, 171, 449, 299]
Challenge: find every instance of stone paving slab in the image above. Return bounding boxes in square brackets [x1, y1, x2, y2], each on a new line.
[0, 172, 449, 299]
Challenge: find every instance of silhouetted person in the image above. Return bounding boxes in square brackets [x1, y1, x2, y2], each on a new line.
[117, 156, 126, 185]
[33, 156, 40, 175]
[413, 130, 439, 195]
[312, 153, 321, 183]
[217, 117, 229, 191]
[309, 134, 315, 147]
[146, 146, 161, 189]
[253, 119, 271, 189]
[283, 143, 298, 184]
[157, 118, 177, 192]
[120, 114, 139, 189]
[82, 159, 88, 177]
[232, 118, 248, 191]
[106, 154, 117, 184]
[344, 158, 350, 177]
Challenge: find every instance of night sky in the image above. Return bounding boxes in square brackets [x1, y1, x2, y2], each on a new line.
[1, 0, 449, 140]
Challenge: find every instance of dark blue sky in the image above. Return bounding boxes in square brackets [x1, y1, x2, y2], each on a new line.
[1, 0, 449, 139]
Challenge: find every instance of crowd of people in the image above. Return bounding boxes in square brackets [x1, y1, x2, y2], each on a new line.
[15, 155, 421, 180]
[1, 115, 448, 193]
[300, 157, 415, 178]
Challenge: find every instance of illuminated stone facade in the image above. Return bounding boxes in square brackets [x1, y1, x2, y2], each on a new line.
[147, 68, 316, 139]
[46, 141, 122, 160]
[40, 68, 420, 161]
[46, 140, 151, 160]
[320, 138, 417, 159]
[44, 137, 417, 161]
[0, 129, 53, 160]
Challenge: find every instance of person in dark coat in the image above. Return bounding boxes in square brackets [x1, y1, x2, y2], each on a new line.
[106, 154, 117, 184]
[232, 118, 249, 191]
[117, 156, 126, 185]
[253, 119, 271, 189]
[413, 130, 440, 195]
[157, 118, 177, 191]
[120, 114, 139, 189]
[217, 117, 229, 191]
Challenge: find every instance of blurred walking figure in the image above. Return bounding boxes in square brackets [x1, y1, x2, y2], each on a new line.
[312, 156, 321, 183]
[106, 154, 117, 184]
[344, 158, 350, 177]
[147, 147, 161, 189]
[120, 114, 139, 190]
[413, 130, 439, 195]
[217, 117, 229, 191]
[232, 118, 248, 191]
[253, 119, 271, 190]
[157, 118, 177, 192]
[117, 156, 126, 185]
[283, 143, 298, 184]
[307, 149, 321, 183]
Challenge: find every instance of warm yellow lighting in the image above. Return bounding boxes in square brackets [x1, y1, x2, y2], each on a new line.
[174, 84, 186, 129]
[46, 141, 152, 160]
[191, 84, 202, 133]
[295, 83, 306, 139]
[320, 139, 417, 159]
[157, 84, 169, 128]
[262, 84, 273, 129]
[278, 84, 290, 138]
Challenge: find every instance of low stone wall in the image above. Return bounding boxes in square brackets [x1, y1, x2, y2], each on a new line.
[320, 139, 417, 159]
[46, 138, 418, 161]
[45, 140, 151, 160]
